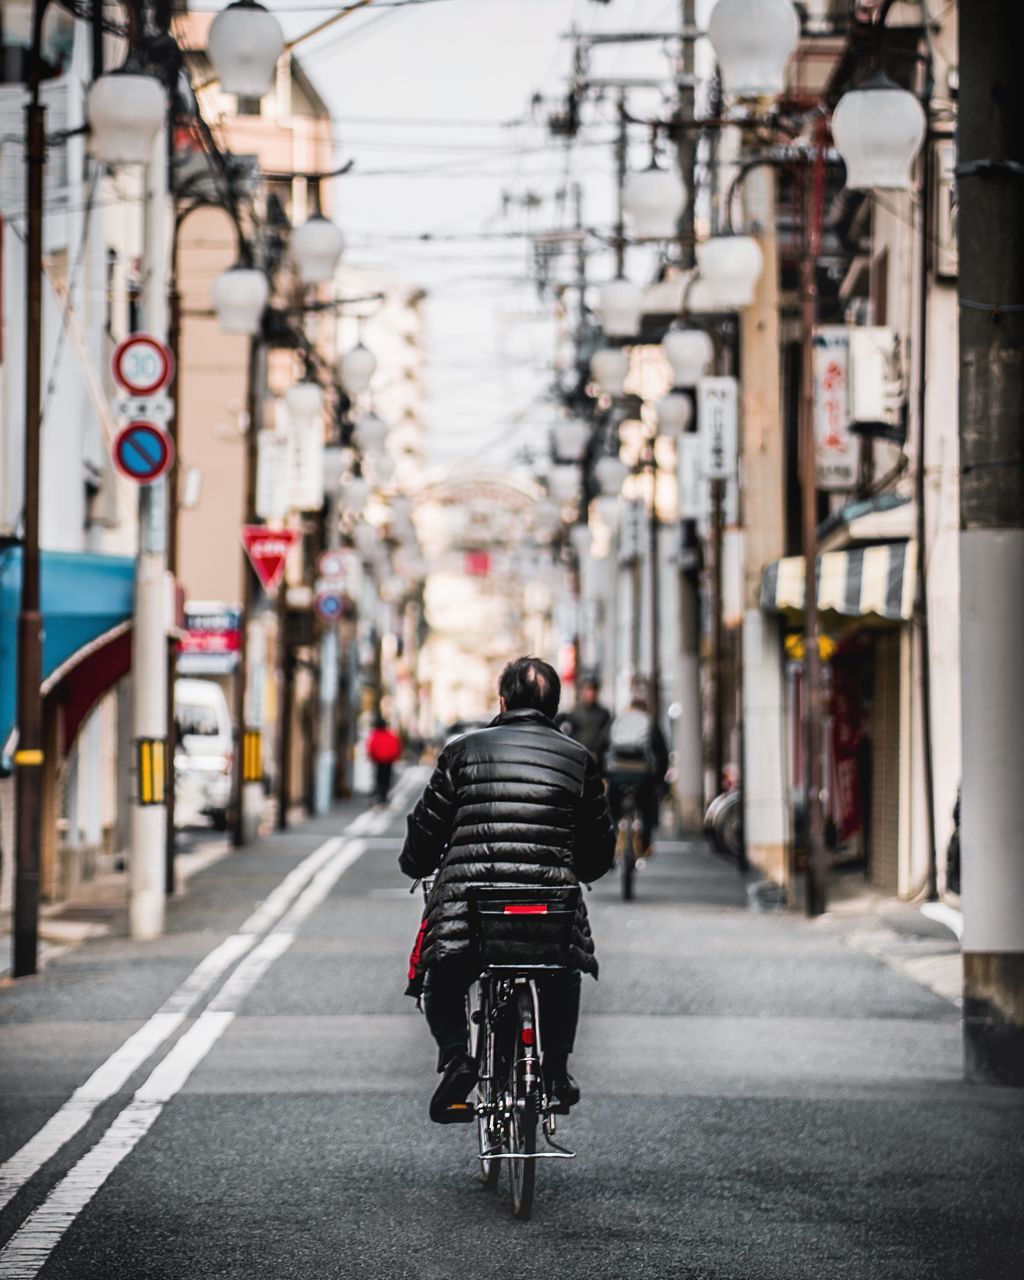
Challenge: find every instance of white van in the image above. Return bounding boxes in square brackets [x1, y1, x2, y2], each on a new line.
[174, 678, 234, 830]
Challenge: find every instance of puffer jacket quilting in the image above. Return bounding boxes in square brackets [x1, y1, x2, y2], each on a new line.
[399, 708, 615, 977]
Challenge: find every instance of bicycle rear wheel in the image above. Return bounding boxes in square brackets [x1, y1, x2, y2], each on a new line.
[508, 984, 538, 1220]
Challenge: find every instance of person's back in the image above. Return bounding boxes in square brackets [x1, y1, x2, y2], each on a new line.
[564, 677, 611, 768]
[606, 693, 669, 856]
[400, 656, 615, 1122]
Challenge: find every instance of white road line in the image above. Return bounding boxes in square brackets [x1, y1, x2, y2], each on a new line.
[0, 827, 351, 1214]
[0, 836, 371, 1279]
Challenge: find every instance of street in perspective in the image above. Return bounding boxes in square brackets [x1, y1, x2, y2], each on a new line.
[1, 1, 1022, 1277]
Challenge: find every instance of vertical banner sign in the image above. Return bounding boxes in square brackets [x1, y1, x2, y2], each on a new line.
[256, 430, 290, 520]
[698, 376, 738, 480]
[677, 434, 705, 520]
[812, 325, 858, 490]
[618, 497, 646, 564]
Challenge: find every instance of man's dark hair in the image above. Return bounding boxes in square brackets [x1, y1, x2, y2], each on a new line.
[499, 656, 561, 719]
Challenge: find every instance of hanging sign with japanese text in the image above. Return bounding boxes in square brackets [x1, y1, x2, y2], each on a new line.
[256, 430, 290, 520]
[677, 434, 705, 521]
[697, 376, 738, 481]
[812, 326, 859, 490]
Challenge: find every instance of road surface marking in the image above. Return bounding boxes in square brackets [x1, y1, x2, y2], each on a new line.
[0, 837, 369, 1278]
[0, 823, 357, 1213]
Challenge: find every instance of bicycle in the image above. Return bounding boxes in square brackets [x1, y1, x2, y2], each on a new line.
[462, 885, 580, 1220]
[613, 781, 646, 900]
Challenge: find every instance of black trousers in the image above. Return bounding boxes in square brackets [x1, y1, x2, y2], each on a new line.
[422, 956, 581, 1068]
[373, 761, 393, 803]
[608, 775, 659, 850]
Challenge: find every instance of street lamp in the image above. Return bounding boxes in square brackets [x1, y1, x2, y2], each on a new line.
[696, 235, 764, 309]
[597, 278, 645, 339]
[353, 412, 388, 451]
[284, 379, 323, 423]
[590, 347, 629, 397]
[337, 343, 377, 395]
[662, 326, 714, 388]
[707, 0, 800, 100]
[655, 392, 693, 438]
[290, 214, 345, 286]
[207, 0, 285, 98]
[549, 464, 581, 503]
[622, 163, 688, 240]
[86, 70, 166, 165]
[343, 474, 371, 515]
[212, 265, 269, 335]
[832, 71, 927, 192]
[553, 418, 589, 464]
[595, 454, 630, 496]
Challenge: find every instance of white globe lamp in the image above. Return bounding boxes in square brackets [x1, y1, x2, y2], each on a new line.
[662, 327, 714, 388]
[569, 523, 591, 560]
[344, 476, 371, 515]
[86, 72, 166, 165]
[696, 235, 764, 309]
[369, 449, 396, 484]
[212, 265, 268, 335]
[353, 413, 388, 451]
[590, 347, 629, 397]
[708, 0, 799, 100]
[598, 277, 644, 339]
[553, 418, 589, 463]
[623, 165, 688, 240]
[533, 499, 562, 537]
[656, 392, 693, 438]
[284, 380, 323, 424]
[549, 465, 581, 504]
[208, 0, 284, 98]
[337, 343, 376, 395]
[323, 443, 346, 493]
[353, 520, 376, 556]
[594, 495, 620, 533]
[595, 454, 630, 497]
[290, 214, 344, 285]
[832, 71, 927, 192]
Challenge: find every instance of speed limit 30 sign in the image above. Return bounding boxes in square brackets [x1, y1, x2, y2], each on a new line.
[112, 334, 175, 396]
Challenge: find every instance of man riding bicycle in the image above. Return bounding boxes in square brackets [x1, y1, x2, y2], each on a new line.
[399, 656, 615, 1124]
[606, 686, 669, 858]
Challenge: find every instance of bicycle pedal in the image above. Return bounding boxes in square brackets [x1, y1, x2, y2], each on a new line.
[444, 1102, 474, 1123]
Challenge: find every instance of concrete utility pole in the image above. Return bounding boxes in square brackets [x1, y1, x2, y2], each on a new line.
[958, 1, 1024, 1085]
[672, 0, 704, 828]
[130, 119, 171, 941]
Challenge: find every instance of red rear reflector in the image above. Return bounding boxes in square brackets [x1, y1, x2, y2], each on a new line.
[503, 904, 548, 915]
[521, 1027, 536, 1046]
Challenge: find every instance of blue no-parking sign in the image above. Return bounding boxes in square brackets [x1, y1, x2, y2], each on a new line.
[112, 420, 175, 485]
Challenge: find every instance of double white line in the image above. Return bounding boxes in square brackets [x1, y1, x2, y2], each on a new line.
[0, 770, 422, 1278]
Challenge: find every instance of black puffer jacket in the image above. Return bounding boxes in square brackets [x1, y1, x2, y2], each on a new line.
[399, 708, 615, 977]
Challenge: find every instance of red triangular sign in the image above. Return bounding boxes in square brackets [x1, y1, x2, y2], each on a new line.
[242, 526, 302, 594]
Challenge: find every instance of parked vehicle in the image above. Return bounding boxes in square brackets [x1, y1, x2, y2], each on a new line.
[174, 678, 234, 830]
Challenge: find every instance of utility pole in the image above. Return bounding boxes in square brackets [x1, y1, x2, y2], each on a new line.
[958, 1, 1024, 1085]
[11, 11, 48, 977]
[233, 334, 264, 846]
[800, 121, 828, 918]
[165, 255, 181, 896]
[130, 114, 171, 941]
[673, 0, 704, 827]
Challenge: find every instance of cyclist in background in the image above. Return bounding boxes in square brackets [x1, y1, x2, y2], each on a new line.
[606, 685, 669, 858]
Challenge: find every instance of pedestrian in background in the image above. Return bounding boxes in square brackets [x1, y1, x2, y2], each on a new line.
[367, 718, 402, 806]
[563, 674, 612, 772]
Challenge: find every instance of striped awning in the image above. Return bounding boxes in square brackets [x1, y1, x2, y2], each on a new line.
[761, 542, 916, 622]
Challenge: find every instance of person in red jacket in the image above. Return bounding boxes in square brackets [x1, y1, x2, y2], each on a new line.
[367, 717, 402, 805]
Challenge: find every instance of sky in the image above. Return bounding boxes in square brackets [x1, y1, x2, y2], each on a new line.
[211, 0, 693, 473]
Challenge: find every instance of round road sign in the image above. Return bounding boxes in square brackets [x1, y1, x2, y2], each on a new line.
[315, 591, 344, 624]
[317, 549, 346, 581]
[112, 334, 175, 396]
[113, 421, 175, 484]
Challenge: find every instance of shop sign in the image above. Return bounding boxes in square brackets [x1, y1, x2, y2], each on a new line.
[287, 417, 324, 512]
[256, 430, 290, 520]
[812, 326, 859, 490]
[677, 434, 705, 520]
[178, 604, 242, 675]
[698, 376, 738, 481]
[618, 498, 646, 564]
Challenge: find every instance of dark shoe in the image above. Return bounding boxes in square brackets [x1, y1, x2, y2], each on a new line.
[429, 1051, 477, 1124]
[547, 1070, 581, 1114]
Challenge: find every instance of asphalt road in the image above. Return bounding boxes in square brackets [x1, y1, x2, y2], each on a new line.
[1, 766, 1022, 1280]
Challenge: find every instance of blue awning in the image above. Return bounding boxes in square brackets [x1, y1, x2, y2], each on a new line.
[0, 549, 135, 751]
